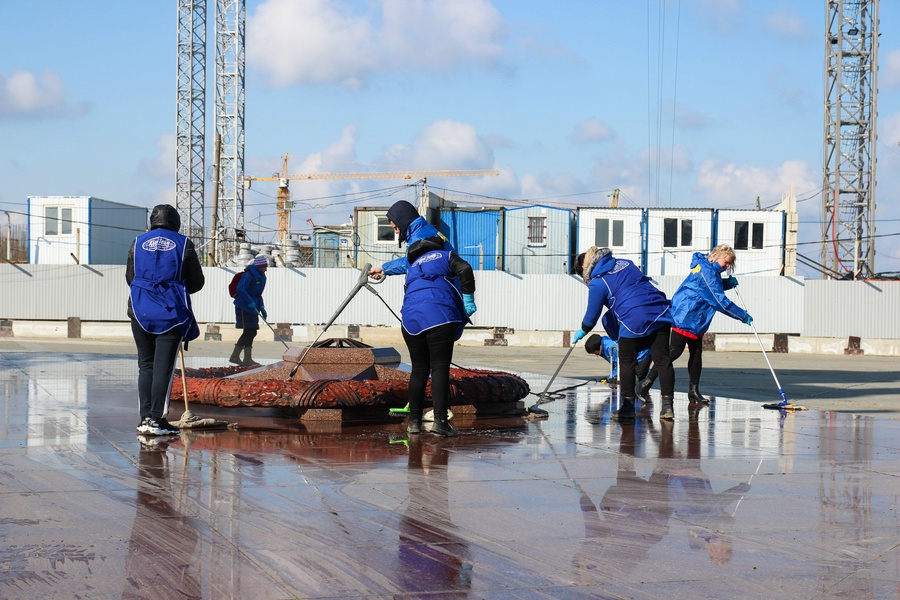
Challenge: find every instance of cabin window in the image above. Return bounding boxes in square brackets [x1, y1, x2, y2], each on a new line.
[663, 218, 692, 248]
[594, 218, 625, 248]
[527, 216, 547, 247]
[44, 206, 73, 236]
[376, 215, 397, 243]
[734, 221, 764, 250]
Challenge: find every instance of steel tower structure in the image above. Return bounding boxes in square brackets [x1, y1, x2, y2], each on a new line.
[214, 0, 246, 263]
[175, 0, 207, 250]
[822, 0, 879, 279]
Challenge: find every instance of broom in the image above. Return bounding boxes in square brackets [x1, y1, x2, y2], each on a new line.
[172, 345, 230, 429]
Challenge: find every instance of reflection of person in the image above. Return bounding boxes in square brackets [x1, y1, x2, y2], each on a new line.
[572, 421, 675, 584]
[395, 436, 472, 592]
[369, 201, 476, 437]
[584, 333, 650, 385]
[668, 413, 749, 565]
[573, 247, 675, 421]
[124, 439, 201, 597]
[127, 204, 204, 436]
[229, 254, 268, 367]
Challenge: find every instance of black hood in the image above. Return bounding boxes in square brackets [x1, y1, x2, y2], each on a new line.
[407, 236, 445, 263]
[149, 204, 181, 232]
[385, 200, 420, 244]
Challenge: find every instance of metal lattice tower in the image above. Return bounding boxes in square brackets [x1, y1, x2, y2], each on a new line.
[175, 0, 207, 251]
[822, 0, 879, 279]
[214, 0, 246, 263]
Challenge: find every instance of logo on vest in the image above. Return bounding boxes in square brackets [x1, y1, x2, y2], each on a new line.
[141, 236, 177, 252]
[413, 252, 443, 267]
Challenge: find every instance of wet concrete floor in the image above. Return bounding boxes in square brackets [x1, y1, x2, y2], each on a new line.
[2, 349, 900, 599]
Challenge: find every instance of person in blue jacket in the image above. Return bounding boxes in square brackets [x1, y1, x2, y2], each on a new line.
[230, 254, 269, 367]
[573, 247, 675, 420]
[391, 234, 476, 437]
[584, 334, 651, 386]
[127, 204, 204, 436]
[640, 245, 751, 403]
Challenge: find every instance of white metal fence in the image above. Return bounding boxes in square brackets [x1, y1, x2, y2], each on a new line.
[1, 264, 898, 339]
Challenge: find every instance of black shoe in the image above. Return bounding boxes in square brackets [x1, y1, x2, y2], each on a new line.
[142, 418, 180, 436]
[688, 383, 709, 404]
[613, 400, 636, 421]
[638, 378, 653, 398]
[407, 419, 422, 434]
[430, 419, 459, 437]
[659, 395, 675, 421]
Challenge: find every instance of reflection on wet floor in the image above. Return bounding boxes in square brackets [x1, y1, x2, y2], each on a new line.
[2, 352, 900, 598]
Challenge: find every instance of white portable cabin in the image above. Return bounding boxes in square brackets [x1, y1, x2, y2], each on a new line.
[312, 225, 355, 268]
[27, 196, 148, 265]
[714, 209, 786, 276]
[644, 208, 714, 277]
[503, 205, 574, 274]
[575, 207, 644, 268]
[353, 206, 405, 270]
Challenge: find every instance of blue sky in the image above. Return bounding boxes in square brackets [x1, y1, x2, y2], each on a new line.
[2, 0, 900, 276]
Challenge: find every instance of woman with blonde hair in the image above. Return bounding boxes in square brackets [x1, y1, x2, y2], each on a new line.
[640, 244, 751, 403]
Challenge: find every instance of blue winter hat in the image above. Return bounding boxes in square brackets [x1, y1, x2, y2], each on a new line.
[253, 255, 268, 267]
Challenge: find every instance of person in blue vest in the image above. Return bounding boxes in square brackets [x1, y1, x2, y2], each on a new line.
[380, 233, 476, 437]
[127, 204, 204, 436]
[230, 254, 269, 367]
[573, 247, 675, 421]
[639, 244, 751, 403]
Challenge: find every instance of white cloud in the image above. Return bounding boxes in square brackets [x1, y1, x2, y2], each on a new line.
[881, 50, 900, 89]
[0, 70, 72, 119]
[572, 119, 615, 143]
[139, 132, 177, 180]
[247, 0, 507, 88]
[696, 158, 819, 215]
[764, 8, 810, 40]
[379, 119, 495, 170]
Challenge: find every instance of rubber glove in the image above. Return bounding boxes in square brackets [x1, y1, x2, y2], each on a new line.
[247, 302, 257, 313]
[729, 276, 739, 287]
[572, 328, 588, 345]
[260, 307, 268, 320]
[742, 313, 753, 325]
[462, 293, 477, 317]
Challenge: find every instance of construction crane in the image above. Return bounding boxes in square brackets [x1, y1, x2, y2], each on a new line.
[242, 154, 499, 248]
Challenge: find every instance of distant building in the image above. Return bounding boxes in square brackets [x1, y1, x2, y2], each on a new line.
[27, 196, 147, 265]
[312, 225, 354, 268]
[439, 206, 503, 270]
[503, 205, 575, 275]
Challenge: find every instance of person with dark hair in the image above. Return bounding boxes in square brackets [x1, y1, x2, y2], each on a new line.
[369, 200, 476, 436]
[229, 254, 269, 367]
[572, 247, 675, 420]
[584, 333, 651, 386]
[127, 204, 204, 436]
[639, 244, 750, 403]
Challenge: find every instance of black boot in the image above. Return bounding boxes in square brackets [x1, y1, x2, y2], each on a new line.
[613, 397, 636, 421]
[659, 394, 675, 421]
[242, 346, 260, 367]
[639, 372, 656, 398]
[688, 383, 708, 404]
[229, 345, 243, 365]
[430, 418, 459, 437]
[407, 410, 422, 434]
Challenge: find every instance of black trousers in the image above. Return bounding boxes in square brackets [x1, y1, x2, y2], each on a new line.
[670, 330, 704, 385]
[618, 326, 674, 399]
[402, 323, 458, 420]
[131, 320, 182, 421]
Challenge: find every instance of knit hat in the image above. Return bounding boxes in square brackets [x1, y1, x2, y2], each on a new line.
[385, 200, 420, 246]
[253, 254, 268, 267]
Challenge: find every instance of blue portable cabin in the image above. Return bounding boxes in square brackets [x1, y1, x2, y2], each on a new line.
[312, 225, 354, 268]
[438, 206, 503, 270]
[503, 205, 575, 274]
[644, 208, 715, 277]
[713, 208, 787, 276]
[575, 207, 644, 270]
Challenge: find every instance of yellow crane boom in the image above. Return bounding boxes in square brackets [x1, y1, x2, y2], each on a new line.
[242, 154, 499, 247]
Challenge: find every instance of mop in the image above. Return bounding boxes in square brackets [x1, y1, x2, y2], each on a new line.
[733, 287, 806, 411]
[171, 345, 231, 429]
[526, 342, 579, 417]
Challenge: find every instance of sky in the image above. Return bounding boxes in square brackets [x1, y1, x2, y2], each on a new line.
[2, 0, 900, 277]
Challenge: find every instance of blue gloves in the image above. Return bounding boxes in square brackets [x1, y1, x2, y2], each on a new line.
[260, 307, 268, 320]
[247, 302, 257, 313]
[463, 293, 477, 317]
[572, 328, 588, 345]
[729, 276, 739, 287]
[742, 313, 753, 325]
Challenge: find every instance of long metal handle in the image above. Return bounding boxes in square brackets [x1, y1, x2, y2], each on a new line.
[734, 287, 788, 404]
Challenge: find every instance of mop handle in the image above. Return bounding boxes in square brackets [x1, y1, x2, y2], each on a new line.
[734, 287, 787, 402]
[542, 342, 577, 396]
[179, 345, 190, 412]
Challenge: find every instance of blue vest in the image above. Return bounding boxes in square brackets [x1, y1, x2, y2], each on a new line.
[401, 249, 467, 338]
[130, 229, 199, 341]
